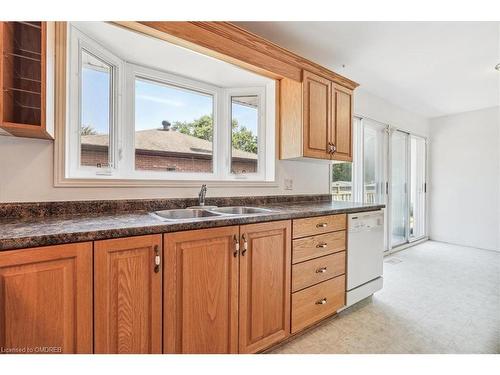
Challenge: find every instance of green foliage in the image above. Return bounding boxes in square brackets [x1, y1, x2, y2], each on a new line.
[172, 115, 214, 141]
[231, 120, 257, 154]
[331, 162, 352, 182]
[80, 125, 98, 136]
[171, 114, 258, 154]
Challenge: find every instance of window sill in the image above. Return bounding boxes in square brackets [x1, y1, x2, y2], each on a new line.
[54, 176, 279, 188]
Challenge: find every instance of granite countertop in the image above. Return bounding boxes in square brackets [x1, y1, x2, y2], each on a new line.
[0, 200, 384, 251]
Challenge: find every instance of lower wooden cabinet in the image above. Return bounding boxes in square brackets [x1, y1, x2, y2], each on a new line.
[94, 234, 162, 354]
[164, 221, 292, 354]
[164, 226, 239, 354]
[239, 221, 291, 353]
[0, 242, 92, 353]
[291, 275, 345, 333]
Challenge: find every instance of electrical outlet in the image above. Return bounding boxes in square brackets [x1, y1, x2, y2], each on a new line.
[284, 178, 293, 190]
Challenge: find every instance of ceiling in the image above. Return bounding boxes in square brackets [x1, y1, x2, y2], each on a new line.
[234, 22, 500, 118]
[73, 22, 272, 88]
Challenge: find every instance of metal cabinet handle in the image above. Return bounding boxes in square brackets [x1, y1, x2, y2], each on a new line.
[316, 223, 328, 228]
[154, 245, 160, 273]
[327, 143, 337, 154]
[316, 242, 328, 248]
[316, 298, 328, 305]
[241, 234, 248, 256]
[233, 235, 240, 257]
[316, 267, 327, 273]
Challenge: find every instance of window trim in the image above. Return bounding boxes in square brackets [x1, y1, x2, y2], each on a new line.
[61, 23, 276, 185]
[67, 25, 124, 179]
[225, 87, 266, 181]
[123, 63, 221, 181]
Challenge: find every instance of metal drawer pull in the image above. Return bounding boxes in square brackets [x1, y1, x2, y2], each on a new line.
[242, 234, 248, 256]
[233, 235, 240, 257]
[316, 298, 328, 305]
[154, 245, 160, 273]
[316, 267, 327, 273]
[316, 223, 328, 228]
[316, 243, 328, 248]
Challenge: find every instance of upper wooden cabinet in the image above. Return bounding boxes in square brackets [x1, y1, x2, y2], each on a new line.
[0, 242, 92, 354]
[331, 83, 353, 161]
[0, 21, 54, 139]
[94, 234, 162, 354]
[302, 71, 331, 160]
[280, 70, 354, 162]
[164, 226, 239, 354]
[239, 220, 291, 353]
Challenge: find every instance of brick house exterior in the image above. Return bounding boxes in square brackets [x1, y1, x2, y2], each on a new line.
[81, 128, 257, 174]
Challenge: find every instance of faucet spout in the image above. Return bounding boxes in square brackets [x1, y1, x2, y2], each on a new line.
[198, 184, 207, 206]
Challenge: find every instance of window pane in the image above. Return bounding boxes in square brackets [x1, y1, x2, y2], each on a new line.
[363, 123, 386, 204]
[80, 50, 112, 168]
[331, 161, 352, 201]
[134, 78, 214, 173]
[231, 96, 258, 174]
[391, 131, 408, 246]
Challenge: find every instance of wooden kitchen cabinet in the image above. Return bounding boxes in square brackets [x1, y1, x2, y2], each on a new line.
[164, 226, 240, 354]
[0, 242, 92, 353]
[280, 70, 354, 162]
[331, 83, 353, 161]
[303, 70, 331, 159]
[0, 21, 54, 139]
[239, 220, 291, 353]
[94, 234, 162, 354]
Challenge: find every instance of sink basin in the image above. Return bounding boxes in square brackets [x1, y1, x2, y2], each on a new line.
[152, 208, 223, 221]
[209, 206, 275, 215]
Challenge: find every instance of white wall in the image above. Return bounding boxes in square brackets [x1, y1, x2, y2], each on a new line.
[354, 88, 430, 136]
[0, 88, 430, 203]
[0, 135, 331, 202]
[429, 106, 500, 252]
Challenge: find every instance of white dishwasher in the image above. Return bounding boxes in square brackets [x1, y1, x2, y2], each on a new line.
[346, 210, 385, 307]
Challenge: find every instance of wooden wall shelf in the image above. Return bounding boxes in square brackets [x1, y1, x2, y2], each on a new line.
[0, 21, 54, 140]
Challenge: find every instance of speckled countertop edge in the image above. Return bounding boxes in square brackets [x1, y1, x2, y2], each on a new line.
[0, 201, 385, 251]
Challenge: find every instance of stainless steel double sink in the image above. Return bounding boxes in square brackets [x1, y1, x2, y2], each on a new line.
[151, 206, 275, 221]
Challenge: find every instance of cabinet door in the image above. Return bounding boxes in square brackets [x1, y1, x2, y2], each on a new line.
[239, 220, 291, 353]
[303, 70, 331, 159]
[0, 242, 92, 353]
[164, 226, 239, 354]
[331, 84, 353, 161]
[94, 234, 162, 354]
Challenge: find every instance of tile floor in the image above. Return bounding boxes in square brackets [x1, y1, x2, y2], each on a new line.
[271, 240, 500, 354]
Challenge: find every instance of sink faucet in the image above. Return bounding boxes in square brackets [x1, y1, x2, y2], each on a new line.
[198, 184, 207, 206]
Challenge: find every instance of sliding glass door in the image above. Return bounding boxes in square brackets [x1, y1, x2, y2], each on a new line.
[363, 119, 388, 205]
[409, 135, 426, 241]
[389, 131, 427, 248]
[390, 130, 409, 247]
[330, 117, 426, 250]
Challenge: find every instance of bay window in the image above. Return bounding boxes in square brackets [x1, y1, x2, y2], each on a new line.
[65, 23, 275, 183]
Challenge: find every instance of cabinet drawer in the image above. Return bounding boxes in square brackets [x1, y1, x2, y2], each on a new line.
[292, 231, 346, 264]
[291, 275, 345, 333]
[292, 214, 346, 238]
[292, 252, 345, 292]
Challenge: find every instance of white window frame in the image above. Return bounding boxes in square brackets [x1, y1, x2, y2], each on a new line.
[123, 63, 221, 181]
[64, 24, 275, 184]
[67, 25, 124, 179]
[225, 87, 267, 181]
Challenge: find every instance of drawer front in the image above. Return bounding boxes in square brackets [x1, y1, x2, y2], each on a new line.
[293, 214, 346, 239]
[291, 276, 345, 333]
[292, 252, 345, 292]
[292, 231, 346, 264]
